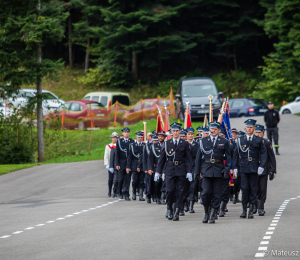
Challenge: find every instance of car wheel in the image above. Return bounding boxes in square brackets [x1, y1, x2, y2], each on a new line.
[282, 109, 291, 114]
[123, 120, 129, 127]
[78, 120, 85, 130]
[239, 114, 246, 118]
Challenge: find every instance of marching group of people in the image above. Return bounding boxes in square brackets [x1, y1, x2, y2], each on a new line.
[104, 105, 278, 224]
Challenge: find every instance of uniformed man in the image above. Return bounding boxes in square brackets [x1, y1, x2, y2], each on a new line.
[179, 130, 187, 140]
[233, 119, 267, 219]
[155, 122, 193, 221]
[127, 131, 145, 201]
[254, 124, 277, 216]
[186, 127, 199, 213]
[148, 131, 166, 205]
[116, 127, 135, 200]
[202, 126, 210, 138]
[197, 126, 203, 135]
[264, 101, 280, 155]
[104, 132, 119, 197]
[195, 121, 231, 224]
[107, 133, 119, 198]
[231, 128, 241, 204]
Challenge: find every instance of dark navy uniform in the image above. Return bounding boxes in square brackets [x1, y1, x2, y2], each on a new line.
[127, 141, 145, 200]
[233, 129, 267, 218]
[156, 137, 192, 218]
[109, 145, 118, 197]
[148, 141, 165, 204]
[116, 137, 135, 199]
[195, 135, 231, 216]
[143, 142, 153, 202]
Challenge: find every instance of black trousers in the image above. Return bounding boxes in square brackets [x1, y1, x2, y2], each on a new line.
[117, 170, 131, 197]
[188, 175, 198, 201]
[220, 178, 230, 203]
[113, 170, 118, 193]
[166, 175, 186, 209]
[258, 174, 268, 202]
[147, 173, 156, 199]
[202, 177, 223, 209]
[132, 171, 145, 193]
[241, 172, 258, 204]
[233, 175, 241, 194]
[267, 127, 279, 147]
[144, 173, 150, 195]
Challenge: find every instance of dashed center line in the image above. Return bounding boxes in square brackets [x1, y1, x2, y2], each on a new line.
[0, 199, 120, 240]
[254, 196, 299, 258]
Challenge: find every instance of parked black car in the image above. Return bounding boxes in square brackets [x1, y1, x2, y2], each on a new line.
[175, 77, 223, 121]
[228, 98, 268, 118]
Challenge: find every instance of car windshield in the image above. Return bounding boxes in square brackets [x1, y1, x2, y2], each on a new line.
[41, 93, 57, 100]
[249, 99, 266, 106]
[182, 84, 218, 97]
[16, 90, 35, 98]
[86, 103, 104, 110]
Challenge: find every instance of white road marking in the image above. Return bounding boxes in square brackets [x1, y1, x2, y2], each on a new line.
[12, 231, 23, 234]
[273, 217, 280, 219]
[263, 236, 271, 239]
[258, 247, 268, 250]
[260, 241, 269, 244]
[272, 220, 279, 223]
[266, 232, 273, 235]
[268, 227, 275, 230]
[255, 252, 265, 257]
[0, 199, 120, 240]
[270, 224, 277, 226]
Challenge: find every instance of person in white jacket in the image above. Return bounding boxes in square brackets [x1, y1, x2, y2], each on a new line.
[104, 132, 119, 197]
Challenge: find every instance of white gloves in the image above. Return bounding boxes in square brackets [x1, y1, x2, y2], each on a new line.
[162, 173, 165, 181]
[109, 168, 114, 173]
[258, 167, 264, 175]
[234, 169, 238, 178]
[186, 173, 193, 182]
[154, 173, 161, 182]
[105, 165, 109, 170]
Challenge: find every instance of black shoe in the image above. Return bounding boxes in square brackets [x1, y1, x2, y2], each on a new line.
[184, 199, 189, 212]
[160, 192, 166, 205]
[112, 193, 116, 198]
[108, 191, 111, 197]
[173, 208, 180, 221]
[119, 194, 123, 199]
[146, 197, 151, 203]
[189, 200, 195, 213]
[248, 204, 254, 219]
[125, 196, 131, 201]
[240, 203, 247, 218]
[253, 200, 258, 214]
[139, 189, 145, 201]
[209, 208, 216, 224]
[219, 201, 226, 217]
[167, 205, 173, 220]
[258, 200, 265, 216]
[202, 207, 209, 223]
[179, 208, 185, 216]
[132, 192, 136, 200]
[275, 147, 280, 155]
[224, 204, 228, 212]
[232, 193, 237, 204]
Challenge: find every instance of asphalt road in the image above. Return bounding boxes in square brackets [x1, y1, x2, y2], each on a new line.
[0, 115, 299, 260]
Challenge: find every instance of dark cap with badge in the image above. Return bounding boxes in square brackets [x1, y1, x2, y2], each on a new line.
[122, 127, 130, 132]
[268, 101, 273, 104]
[157, 130, 166, 135]
[170, 122, 182, 131]
[151, 135, 158, 141]
[186, 127, 195, 133]
[232, 128, 237, 133]
[136, 131, 143, 138]
[203, 126, 210, 133]
[196, 126, 203, 132]
[209, 121, 221, 129]
[179, 130, 187, 136]
[244, 119, 257, 127]
[238, 131, 245, 137]
[219, 129, 226, 136]
[195, 133, 202, 139]
[255, 124, 265, 132]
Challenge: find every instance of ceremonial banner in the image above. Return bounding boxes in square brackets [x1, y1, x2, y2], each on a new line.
[221, 102, 233, 142]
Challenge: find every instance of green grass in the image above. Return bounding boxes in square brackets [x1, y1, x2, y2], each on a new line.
[0, 118, 204, 175]
[0, 164, 40, 176]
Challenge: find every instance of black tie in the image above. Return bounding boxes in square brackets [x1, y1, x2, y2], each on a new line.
[213, 138, 215, 146]
[174, 140, 177, 148]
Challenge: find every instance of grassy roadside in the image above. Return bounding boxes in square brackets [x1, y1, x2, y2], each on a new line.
[0, 164, 40, 176]
[0, 118, 203, 175]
